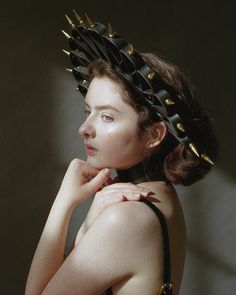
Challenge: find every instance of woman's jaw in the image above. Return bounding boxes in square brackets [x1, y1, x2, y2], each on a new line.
[85, 150, 147, 172]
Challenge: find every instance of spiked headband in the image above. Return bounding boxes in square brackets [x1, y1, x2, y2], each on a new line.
[62, 10, 214, 166]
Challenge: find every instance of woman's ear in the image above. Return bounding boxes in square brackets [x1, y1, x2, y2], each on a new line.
[146, 121, 167, 150]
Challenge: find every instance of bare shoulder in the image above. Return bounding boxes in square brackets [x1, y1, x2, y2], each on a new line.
[93, 200, 163, 242]
[92, 180, 180, 237]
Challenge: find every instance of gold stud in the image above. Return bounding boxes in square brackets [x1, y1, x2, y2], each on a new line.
[65, 14, 75, 28]
[158, 282, 173, 295]
[128, 44, 135, 55]
[201, 153, 214, 165]
[73, 9, 84, 24]
[84, 13, 95, 27]
[148, 72, 156, 80]
[108, 23, 115, 38]
[75, 87, 79, 91]
[176, 123, 185, 133]
[65, 68, 73, 72]
[165, 98, 175, 105]
[62, 49, 70, 56]
[61, 30, 71, 39]
[82, 80, 87, 84]
[189, 143, 200, 157]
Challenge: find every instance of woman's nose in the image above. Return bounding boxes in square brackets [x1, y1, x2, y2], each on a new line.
[79, 118, 96, 139]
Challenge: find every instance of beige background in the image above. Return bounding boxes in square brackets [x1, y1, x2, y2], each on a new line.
[1, 0, 235, 294]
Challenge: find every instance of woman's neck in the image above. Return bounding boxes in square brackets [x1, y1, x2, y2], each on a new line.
[115, 162, 148, 184]
[115, 161, 165, 184]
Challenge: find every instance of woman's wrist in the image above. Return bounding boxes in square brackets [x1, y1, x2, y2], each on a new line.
[46, 192, 79, 228]
[55, 188, 84, 210]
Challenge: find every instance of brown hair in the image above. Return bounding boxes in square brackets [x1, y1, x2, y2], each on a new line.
[88, 54, 219, 186]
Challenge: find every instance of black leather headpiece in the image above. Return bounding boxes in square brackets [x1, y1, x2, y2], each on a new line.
[62, 11, 214, 166]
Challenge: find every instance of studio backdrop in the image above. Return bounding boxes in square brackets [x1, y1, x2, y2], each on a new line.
[1, 1, 235, 294]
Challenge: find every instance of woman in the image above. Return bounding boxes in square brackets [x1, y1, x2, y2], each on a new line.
[25, 13, 218, 295]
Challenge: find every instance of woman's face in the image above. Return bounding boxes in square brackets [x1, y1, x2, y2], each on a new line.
[79, 76, 148, 170]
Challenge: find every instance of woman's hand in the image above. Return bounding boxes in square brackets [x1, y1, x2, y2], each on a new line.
[57, 158, 112, 206]
[83, 182, 154, 231]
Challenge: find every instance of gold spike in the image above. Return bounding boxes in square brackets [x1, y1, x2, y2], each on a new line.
[189, 143, 200, 157]
[65, 68, 73, 72]
[176, 123, 185, 133]
[65, 14, 75, 28]
[128, 44, 135, 55]
[84, 13, 95, 27]
[201, 153, 214, 165]
[165, 98, 175, 105]
[108, 23, 115, 38]
[73, 9, 84, 24]
[62, 49, 70, 56]
[148, 72, 156, 80]
[61, 30, 71, 39]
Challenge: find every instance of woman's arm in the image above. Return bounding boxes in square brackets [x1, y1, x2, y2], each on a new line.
[25, 159, 152, 295]
[25, 159, 112, 295]
[25, 192, 75, 295]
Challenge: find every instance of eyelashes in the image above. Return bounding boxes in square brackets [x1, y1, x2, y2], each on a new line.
[83, 110, 114, 122]
[102, 115, 114, 122]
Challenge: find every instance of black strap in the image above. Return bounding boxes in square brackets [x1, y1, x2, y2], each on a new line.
[141, 199, 171, 284]
[141, 199, 172, 294]
[106, 199, 172, 295]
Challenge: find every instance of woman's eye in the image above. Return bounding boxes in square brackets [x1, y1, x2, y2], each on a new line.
[102, 114, 113, 122]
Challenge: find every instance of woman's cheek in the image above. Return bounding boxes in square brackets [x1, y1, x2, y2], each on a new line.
[105, 128, 132, 148]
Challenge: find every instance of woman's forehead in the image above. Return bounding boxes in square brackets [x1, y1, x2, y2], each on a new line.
[85, 77, 127, 107]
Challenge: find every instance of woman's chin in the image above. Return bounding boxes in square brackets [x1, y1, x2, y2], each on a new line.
[86, 157, 112, 170]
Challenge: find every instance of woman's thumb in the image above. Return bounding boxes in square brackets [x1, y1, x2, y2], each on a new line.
[84, 168, 111, 194]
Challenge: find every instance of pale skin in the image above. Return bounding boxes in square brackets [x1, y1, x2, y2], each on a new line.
[25, 77, 186, 295]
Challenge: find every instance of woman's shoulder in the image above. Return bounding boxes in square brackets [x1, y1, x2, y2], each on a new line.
[88, 180, 183, 247]
[136, 181, 182, 218]
[93, 199, 163, 241]
[95, 180, 178, 230]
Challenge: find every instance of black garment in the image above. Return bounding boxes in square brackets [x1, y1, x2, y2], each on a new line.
[106, 162, 172, 295]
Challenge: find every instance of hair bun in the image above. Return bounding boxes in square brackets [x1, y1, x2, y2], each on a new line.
[164, 145, 212, 186]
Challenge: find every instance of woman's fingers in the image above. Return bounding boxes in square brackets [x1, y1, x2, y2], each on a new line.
[104, 177, 114, 186]
[101, 182, 151, 191]
[96, 190, 153, 204]
[83, 168, 112, 195]
[97, 176, 114, 191]
[101, 186, 154, 197]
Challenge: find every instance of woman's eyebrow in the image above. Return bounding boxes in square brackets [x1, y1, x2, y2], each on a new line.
[84, 102, 120, 112]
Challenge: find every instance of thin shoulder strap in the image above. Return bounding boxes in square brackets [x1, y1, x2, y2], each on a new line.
[141, 199, 173, 295]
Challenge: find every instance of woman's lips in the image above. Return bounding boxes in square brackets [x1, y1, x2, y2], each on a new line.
[85, 144, 97, 155]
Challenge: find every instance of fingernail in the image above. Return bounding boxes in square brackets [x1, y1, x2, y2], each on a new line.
[147, 191, 155, 195]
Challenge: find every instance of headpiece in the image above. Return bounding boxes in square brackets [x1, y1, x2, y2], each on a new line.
[62, 10, 214, 166]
